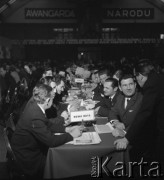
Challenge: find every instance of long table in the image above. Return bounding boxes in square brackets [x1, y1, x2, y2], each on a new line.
[44, 118, 129, 179]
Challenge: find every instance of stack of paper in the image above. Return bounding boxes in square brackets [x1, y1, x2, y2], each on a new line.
[66, 132, 101, 145]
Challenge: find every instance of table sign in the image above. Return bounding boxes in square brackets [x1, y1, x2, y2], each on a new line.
[75, 78, 84, 84]
[70, 110, 95, 122]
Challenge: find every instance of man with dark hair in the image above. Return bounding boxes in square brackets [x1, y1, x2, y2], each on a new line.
[92, 70, 109, 101]
[94, 77, 119, 117]
[98, 69, 110, 85]
[42, 67, 53, 77]
[114, 60, 164, 174]
[109, 74, 143, 136]
[44, 75, 68, 120]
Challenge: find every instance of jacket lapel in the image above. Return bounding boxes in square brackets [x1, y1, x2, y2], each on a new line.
[123, 92, 138, 115]
[111, 91, 120, 106]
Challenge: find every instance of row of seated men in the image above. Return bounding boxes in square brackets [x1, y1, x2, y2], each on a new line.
[9, 68, 141, 179]
[7, 60, 164, 179]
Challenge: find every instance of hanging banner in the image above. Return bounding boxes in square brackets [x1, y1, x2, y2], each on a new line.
[103, 8, 154, 19]
[25, 8, 76, 19]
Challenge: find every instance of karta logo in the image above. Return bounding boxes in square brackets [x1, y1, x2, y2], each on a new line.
[91, 156, 163, 178]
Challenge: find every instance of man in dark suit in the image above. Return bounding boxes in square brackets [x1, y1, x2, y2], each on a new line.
[94, 78, 119, 117]
[114, 60, 164, 174]
[109, 74, 143, 136]
[11, 84, 82, 179]
[92, 70, 109, 101]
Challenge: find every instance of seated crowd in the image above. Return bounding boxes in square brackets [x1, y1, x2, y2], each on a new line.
[0, 57, 164, 178]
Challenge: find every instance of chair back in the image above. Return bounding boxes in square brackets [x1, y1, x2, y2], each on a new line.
[5, 113, 16, 132]
[3, 127, 16, 161]
[3, 127, 25, 179]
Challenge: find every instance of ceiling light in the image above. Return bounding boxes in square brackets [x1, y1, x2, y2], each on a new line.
[8, 0, 17, 5]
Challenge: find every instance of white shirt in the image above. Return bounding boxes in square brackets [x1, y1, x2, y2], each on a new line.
[124, 97, 131, 109]
[38, 104, 46, 114]
[110, 93, 116, 101]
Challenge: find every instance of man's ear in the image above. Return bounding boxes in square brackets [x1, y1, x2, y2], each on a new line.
[140, 73, 144, 80]
[114, 87, 118, 92]
[46, 98, 50, 104]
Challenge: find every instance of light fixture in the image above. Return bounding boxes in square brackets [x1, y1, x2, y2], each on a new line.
[0, 4, 8, 13]
[8, 0, 17, 5]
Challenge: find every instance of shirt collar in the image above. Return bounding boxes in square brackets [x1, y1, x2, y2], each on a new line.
[37, 104, 45, 114]
[125, 97, 131, 100]
[110, 93, 116, 100]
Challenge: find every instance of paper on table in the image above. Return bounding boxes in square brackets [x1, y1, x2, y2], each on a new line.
[66, 132, 101, 145]
[94, 122, 114, 134]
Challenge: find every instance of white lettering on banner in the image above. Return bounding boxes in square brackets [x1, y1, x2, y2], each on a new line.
[71, 110, 95, 122]
[25, 8, 76, 19]
[105, 8, 154, 19]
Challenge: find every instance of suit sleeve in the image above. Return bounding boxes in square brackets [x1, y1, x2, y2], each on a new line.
[96, 98, 108, 117]
[98, 107, 110, 117]
[31, 119, 73, 147]
[108, 102, 120, 121]
[48, 117, 65, 133]
[125, 82, 158, 143]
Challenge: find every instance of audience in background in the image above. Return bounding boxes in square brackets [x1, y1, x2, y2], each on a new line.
[1, 57, 164, 178]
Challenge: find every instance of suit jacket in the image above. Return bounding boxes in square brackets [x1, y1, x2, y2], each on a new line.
[96, 91, 120, 117]
[125, 72, 164, 160]
[92, 83, 104, 101]
[11, 98, 73, 178]
[109, 91, 143, 131]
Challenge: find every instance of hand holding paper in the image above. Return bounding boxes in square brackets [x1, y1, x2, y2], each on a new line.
[61, 111, 69, 120]
[69, 127, 82, 138]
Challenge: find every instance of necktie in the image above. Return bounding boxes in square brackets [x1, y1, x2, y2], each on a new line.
[124, 98, 130, 109]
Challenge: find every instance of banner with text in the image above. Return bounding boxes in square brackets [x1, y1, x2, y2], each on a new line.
[25, 8, 76, 19]
[103, 8, 154, 19]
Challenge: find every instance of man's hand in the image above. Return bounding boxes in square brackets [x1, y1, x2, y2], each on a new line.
[66, 125, 85, 133]
[69, 105, 78, 112]
[113, 121, 125, 130]
[112, 128, 126, 137]
[64, 118, 71, 126]
[94, 106, 100, 115]
[69, 100, 80, 111]
[68, 127, 82, 138]
[61, 111, 69, 120]
[114, 137, 129, 150]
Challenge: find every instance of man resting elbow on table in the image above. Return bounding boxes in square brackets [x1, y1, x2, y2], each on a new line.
[108, 74, 143, 138]
[11, 84, 83, 179]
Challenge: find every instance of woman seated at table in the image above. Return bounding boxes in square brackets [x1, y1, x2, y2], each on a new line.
[11, 83, 83, 179]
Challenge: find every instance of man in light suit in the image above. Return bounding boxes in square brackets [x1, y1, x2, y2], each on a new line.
[11, 84, 82, 179]
[109, 74, 143, 136]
